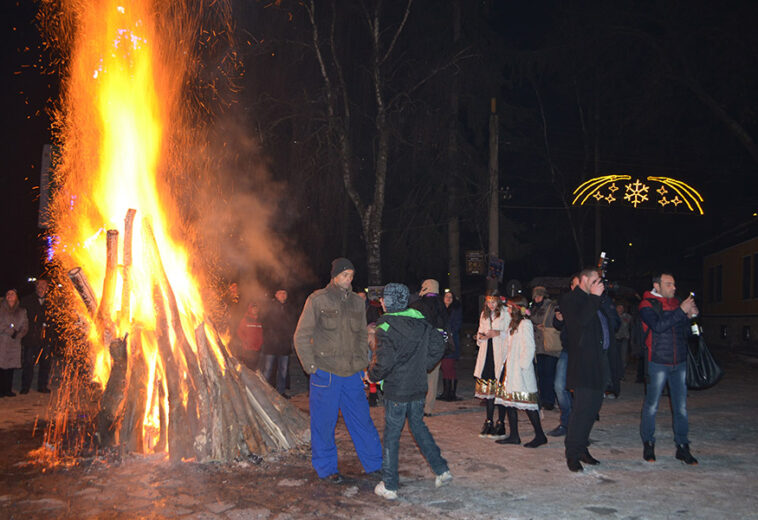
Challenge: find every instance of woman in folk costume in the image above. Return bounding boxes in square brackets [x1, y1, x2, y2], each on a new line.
[474, 290, 510, 439]
[495, 297, 547, 448]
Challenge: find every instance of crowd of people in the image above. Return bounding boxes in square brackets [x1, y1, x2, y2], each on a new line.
[0, 259, 700, 500]
[287, 257, 701, 500]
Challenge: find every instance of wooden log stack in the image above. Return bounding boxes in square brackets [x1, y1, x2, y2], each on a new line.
[64, 209, 310, 462]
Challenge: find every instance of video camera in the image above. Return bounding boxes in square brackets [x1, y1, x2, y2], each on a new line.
[597, 251, 618, 291]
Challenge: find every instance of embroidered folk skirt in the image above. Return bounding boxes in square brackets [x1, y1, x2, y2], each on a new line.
[475, 339, 498, 399]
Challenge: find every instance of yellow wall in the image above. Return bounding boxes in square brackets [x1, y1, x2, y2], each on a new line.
[703, 237, 758, 316]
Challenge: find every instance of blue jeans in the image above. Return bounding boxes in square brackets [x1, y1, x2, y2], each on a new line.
[554, 351, 572, 428]
[309, 369, 382, 478]
[262, 354, 289, 394]
[640, 361, 689, 445]
[382, 399, 448, 491]
[536, 354, 558, 407]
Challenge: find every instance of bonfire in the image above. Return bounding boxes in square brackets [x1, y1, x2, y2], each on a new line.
[39, 0, 309, 462]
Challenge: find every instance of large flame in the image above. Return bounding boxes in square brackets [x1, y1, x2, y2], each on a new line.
[50, 0, 226, 453]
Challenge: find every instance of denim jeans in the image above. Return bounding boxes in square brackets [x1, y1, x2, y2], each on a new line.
[553, 350, 572, 428]
[382, 398, 448, 491]
[262, 354, 289, 394]
[536, 354, 558, 407]
[640, 361, 689, 445]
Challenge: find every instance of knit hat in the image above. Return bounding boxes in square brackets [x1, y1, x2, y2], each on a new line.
[382, 283, 409, 313]
[330, 257, 355, 279]
[419, 279, 439, 296]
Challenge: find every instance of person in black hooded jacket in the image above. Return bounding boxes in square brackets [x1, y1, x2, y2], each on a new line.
[368, 283, 452, 500]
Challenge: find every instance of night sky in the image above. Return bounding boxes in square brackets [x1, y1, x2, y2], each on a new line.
[2, 1, 757, 302]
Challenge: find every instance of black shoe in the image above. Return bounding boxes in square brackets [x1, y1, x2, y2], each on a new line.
[523, 435, 547, 448]
[542, 403, 555, 411]
[495, 434, 521, 445]
[547, 425, 567, 437]
[491, 421, 506, 440]
[323, 473, 344, 484]
[675, 444, 698, 465]
[579, 452, 600, 465]
[6, 391, 16, 397]
[567, 459, 583, 472]
[643, 441, 656, 462]
[368, 393, 378, 407]
[38, 388, 51, 394]
[20, 388, 30, 395]
[479, 420, 494, 438]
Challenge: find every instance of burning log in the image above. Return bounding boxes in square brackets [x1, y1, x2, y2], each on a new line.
[67, 267, 98, 316]
[94, 335, 128, 446]
[60, 211, 310, 462]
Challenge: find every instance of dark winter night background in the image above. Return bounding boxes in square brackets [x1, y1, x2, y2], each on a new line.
[2, 0, 757, 310]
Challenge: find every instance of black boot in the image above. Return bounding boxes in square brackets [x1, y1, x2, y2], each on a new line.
[451, 379, 463, 401]
[523, 409, 547, 448]
[368, 392, 378, 407]
[675, 444, 698, 465]
[643, 441, 656, 462]
[496, 407, 520, 444]
[492, 420, 506, 440]
[479, 419, 495, 438]
[437, 379, 450, 401]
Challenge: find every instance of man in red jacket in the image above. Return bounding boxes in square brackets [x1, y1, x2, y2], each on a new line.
[639, 272, 698, 465]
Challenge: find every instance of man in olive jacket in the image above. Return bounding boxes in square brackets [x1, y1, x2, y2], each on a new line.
[293, 258, 382, 482]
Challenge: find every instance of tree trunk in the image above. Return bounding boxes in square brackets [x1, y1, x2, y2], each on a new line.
[487, 98, 499, 291]
[447, 0, 462, 298]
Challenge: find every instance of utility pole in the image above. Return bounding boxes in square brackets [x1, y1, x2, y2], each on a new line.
[487, 98, 499, 291]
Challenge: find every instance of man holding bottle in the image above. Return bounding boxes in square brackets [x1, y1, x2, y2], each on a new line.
[638, 272, 699, 465]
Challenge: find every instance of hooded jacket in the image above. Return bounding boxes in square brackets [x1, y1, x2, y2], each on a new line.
[368, 308, 445, 402]
[639, 290, 689, 365]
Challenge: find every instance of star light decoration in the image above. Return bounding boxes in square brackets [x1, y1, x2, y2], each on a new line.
[572, 175, 703, 214]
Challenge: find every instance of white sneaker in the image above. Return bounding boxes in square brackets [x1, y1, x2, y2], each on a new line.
[374, 481, 398, 500]
[435, 470, 453, 488]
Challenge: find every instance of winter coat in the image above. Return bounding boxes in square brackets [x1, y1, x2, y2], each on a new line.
[473, 307, 511, 380]
[262, 300, 296, 356]
[560, 287, 606, 391]
[237, 317, 263, 354]
[496, 319, 539, 410]
[530, 298, 560, 358]
[0, 300, 28, 369]
[294, 282, 368, 376]
[368, 308, 445, 402]
[444, 302, 463, 359]
[639, 290, 690, 365]
[411, 294, 449, 332]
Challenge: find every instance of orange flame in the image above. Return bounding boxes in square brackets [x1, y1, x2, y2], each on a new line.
[50, 0, 227, 454]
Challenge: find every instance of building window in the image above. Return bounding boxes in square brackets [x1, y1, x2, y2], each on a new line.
[720, 325, 728, 339]
[743, 326, 751, 342]
[753, 253, 758, 298]
[743, 256, 752, 300]
[715, 264, 723, 303]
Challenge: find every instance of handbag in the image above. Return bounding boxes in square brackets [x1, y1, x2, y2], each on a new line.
[541, 303, 562, 353]
[686, 335, 723, 390]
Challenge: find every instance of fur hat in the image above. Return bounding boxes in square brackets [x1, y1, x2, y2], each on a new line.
[330, 257, 355, 279]
[532, 286, 548, 299]
[382, 283, 409, 313]
[419, 279, 439, 296]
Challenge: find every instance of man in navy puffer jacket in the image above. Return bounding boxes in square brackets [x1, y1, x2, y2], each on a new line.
[639, 272, 699, 465]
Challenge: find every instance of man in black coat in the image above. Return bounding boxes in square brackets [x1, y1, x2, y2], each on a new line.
[559, 268, 608, 472]
[20, 279, 54, 394]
